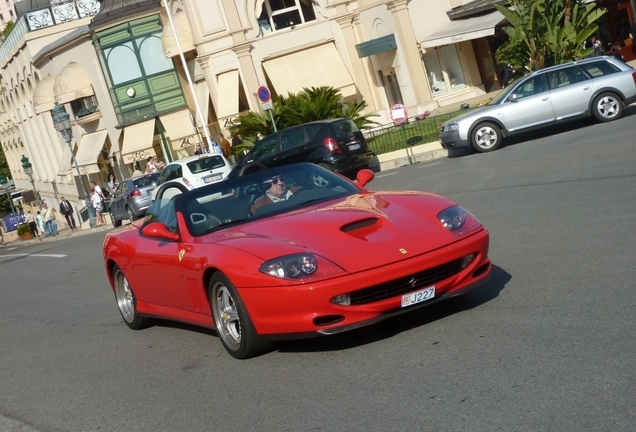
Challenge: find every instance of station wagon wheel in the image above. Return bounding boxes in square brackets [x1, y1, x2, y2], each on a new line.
[126, 207, 136, 222]
[209, 272, 272, 359]
[592, 92, 623, 122]
[110, 210, 121, 228]
[471, 122, 502, 153]
[112, 265, 152, 330]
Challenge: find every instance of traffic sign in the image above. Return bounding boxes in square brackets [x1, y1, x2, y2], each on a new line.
[257, 86, 271, 103]
[390, 104, 408, 124]
[261, 101, 273, 110]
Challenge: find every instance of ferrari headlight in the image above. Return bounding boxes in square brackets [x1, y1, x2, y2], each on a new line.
[260, 253, 345, 280]
[438, 206, 482, 238]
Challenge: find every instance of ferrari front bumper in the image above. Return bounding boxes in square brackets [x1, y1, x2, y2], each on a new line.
[239, 228, 491, 339]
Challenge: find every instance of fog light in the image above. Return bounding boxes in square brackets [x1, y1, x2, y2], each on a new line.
[331, 294, 351, 306]
[460, 253, 476, 269]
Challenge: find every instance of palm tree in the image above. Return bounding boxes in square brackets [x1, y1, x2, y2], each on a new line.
[229, 87, 377, 145]
[495, 0, 606, 72]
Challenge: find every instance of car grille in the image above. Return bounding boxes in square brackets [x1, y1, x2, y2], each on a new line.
[348, 258, 464, 305]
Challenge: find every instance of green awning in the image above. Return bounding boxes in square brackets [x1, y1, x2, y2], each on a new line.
[355, 34, 397, 58]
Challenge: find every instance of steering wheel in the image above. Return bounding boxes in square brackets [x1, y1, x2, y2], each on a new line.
[310, 172, 330, 188]
[237, 161, 267, 177]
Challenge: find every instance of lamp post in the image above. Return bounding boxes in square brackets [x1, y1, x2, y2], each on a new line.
[20, 155, 43, 211]
[0, 173, 18, 218]
[51, 102, 96, 228]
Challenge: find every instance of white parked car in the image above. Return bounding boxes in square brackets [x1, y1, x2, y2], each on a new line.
[153, 154, 232, 199]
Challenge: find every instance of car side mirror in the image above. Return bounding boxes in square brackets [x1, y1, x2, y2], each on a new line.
[356, 169, 374, 187]
[141, 221, 179, 241]
[508, 93, 518, 103]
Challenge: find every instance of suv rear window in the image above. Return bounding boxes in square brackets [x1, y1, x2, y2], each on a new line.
[332, 119, 360, 138]
[133, 173, 160, 188]
[580, 60, 620, 78]
[186, 155, 226, 174]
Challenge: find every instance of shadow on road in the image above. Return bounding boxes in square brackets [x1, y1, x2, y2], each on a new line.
[143, 265, 511, 357]
[275, 264, 511, 355]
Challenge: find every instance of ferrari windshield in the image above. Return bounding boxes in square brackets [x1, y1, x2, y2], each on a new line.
[168, 163, 361, 236]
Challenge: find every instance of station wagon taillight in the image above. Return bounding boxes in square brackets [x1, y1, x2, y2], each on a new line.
[129, 189, 142, 198]
[323, 137, 343, 154]
[632, 71, 636, 85]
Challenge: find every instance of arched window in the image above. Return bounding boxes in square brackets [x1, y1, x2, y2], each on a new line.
[138, 34, 173, 76]
[105, 42, 142, 85]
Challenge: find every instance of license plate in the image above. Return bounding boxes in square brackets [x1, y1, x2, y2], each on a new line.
[147, 188, 154, 196]
[203, 174, 222, 184]
[348, 143, 361, 151]
[401, 285, 435, 307]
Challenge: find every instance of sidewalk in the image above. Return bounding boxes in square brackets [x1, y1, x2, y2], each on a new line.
[0, 223, 113, 247]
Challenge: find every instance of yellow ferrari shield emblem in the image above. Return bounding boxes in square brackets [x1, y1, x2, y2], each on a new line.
[399, 248, 408, 254]
[178, 249, 186, 262]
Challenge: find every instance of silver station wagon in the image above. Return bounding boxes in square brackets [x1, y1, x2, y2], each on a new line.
[439, 57, 636, 152]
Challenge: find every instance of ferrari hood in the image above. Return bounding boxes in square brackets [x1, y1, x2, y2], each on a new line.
[203, 192, 473, 273]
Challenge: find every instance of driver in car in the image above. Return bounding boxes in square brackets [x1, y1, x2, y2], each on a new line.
[250, 175, 300, 215]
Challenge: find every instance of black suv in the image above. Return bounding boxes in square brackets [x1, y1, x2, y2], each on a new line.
[231, 118, 373, 176]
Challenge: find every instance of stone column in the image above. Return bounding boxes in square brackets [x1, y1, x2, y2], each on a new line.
[335, 13, 376, 111]
[387, 0, 432, 104]
[232, 43, 262, 112]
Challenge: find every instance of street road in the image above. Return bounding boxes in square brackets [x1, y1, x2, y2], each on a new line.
[1, 112, 635, 431]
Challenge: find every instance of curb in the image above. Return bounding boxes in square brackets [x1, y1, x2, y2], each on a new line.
[2, 223, 113, 247]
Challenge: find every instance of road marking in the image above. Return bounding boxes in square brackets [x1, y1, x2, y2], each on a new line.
[376, 172, 397, 178]
[418, 162, 442, 168]
[0, 253, 67, 258]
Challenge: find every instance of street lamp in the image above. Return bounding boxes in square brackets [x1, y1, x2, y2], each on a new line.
[20, 155, 42, 210]
[0, 173, 18, 218]
[51, 102, 96, 228]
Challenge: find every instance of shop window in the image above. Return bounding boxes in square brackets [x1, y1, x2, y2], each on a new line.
[423, 45, 467, 97]
[258, 0, 316, 33]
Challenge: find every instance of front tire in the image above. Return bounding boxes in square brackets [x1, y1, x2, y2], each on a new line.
[592, 92, 623, 122]
[112, 265, 152, 330]
[209, 272, 272, 359]
[471, 122, 502, 153]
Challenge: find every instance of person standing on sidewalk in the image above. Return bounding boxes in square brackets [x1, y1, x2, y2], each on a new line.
[36, 210, 48, 237]
[43, 203, 59, 236]
[26, 211, 40, 239]
[59, 197, 77, 230]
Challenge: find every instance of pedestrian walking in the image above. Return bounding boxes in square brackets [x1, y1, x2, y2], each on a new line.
[59, 197, 77, 229]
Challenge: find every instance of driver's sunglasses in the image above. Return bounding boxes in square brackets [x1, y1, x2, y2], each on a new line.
[270, 176, 284, 185]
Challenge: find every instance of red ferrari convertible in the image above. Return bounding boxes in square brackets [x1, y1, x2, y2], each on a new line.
[103, 163, 491, 359]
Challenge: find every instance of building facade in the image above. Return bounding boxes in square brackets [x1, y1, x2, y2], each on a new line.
[0, 0, 625, 227]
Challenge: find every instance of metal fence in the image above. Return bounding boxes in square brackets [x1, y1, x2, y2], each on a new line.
[363, 113, 457, 155]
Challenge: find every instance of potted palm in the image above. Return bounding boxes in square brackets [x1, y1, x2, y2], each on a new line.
[17, 223, 34, 241]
